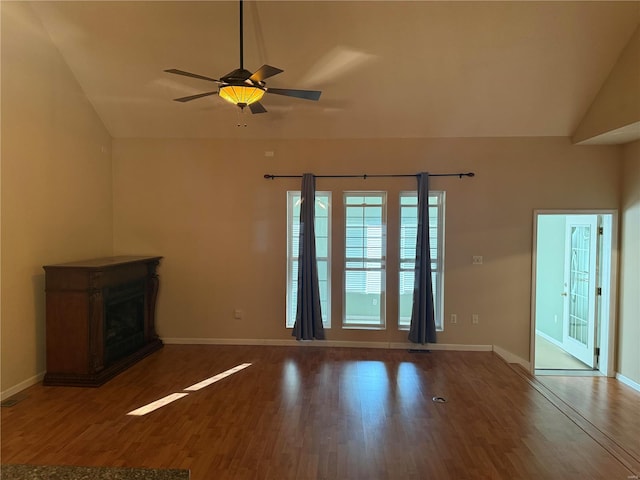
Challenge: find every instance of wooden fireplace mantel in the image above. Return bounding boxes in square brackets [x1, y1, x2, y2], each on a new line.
[43, 255, 163, 387]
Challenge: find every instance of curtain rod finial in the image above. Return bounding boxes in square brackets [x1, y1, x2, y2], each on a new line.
[264, 174, 274, 180]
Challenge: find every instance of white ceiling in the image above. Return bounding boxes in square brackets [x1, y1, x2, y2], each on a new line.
[27, 1, 640, 141]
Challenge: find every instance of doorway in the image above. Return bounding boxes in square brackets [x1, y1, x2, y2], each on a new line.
[531, 211, 617, 375]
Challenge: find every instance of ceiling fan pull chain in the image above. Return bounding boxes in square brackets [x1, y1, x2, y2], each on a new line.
[236, 108, 247, 128]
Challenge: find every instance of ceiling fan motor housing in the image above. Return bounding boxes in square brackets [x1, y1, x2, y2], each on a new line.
[221, 68, 259, 85]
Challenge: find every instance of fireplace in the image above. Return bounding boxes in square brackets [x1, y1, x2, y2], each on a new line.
[43, 256, 163, 386]
[104, 280, 146, 365]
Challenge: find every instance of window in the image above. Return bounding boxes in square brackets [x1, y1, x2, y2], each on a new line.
[343, 192, 386, 328]
[399, 191, 445, 331]
[286, 192, 331, 328]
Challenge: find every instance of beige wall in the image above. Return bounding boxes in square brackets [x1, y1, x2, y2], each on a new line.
[618, 140, 640, 384]
[1, 2, 113, 394]
[113, 137, 620, 362]
[572, 26, 640, 143]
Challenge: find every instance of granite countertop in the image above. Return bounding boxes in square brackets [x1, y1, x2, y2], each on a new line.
[0, 465, 189, 480]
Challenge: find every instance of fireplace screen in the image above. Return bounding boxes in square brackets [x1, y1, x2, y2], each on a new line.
[104, 281, 145, 365]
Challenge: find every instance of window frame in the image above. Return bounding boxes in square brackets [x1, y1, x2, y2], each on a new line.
[398, 190, 445, 331]
[342, 191, 387, 330]
[286, 191, 332, 329]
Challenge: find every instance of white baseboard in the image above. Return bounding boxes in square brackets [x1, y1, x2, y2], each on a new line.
[163, 337, 297, 347]
[389, 342, 492, 352]
[1, 371, 45, 402]
[616, 373, 640, 393]
[493, 345, 531, 370]
[162, 337, 493, 352]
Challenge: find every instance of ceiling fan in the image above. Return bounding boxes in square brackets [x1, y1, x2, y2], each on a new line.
[164, 0, 321, 114]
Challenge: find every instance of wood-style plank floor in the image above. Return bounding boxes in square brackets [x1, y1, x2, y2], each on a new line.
[534, 374, 640, 465]
[2, 345, 639, 479]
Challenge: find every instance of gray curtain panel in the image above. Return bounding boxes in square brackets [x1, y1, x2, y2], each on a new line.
[408, 172, 437, 344]
[292, 173, 326, 340]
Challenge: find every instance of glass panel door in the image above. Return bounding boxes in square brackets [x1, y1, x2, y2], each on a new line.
[562, 215, 599, 367]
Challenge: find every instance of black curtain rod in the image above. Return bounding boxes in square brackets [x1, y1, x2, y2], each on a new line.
[264, 172, 474, 180]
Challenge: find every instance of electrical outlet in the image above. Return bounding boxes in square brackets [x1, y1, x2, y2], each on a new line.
[234, 309, 243, 320]
[473, 256, 483, 265]
[472, 314, 479, 324]
[450, 313, 457, 324]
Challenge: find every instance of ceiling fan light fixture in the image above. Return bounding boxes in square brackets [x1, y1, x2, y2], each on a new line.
[219, 84, 265, 108]
[165, 0, 321, 113]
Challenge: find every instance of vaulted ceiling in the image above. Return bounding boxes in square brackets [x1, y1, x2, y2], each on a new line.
[24, 1, 640, 141]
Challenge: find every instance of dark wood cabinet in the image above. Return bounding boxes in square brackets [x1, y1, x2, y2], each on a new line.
[43, 256, 163, 387]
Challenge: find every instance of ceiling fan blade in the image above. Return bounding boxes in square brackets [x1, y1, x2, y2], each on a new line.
[249, 102, 267, 114]
[173, 91, 218, 103]
[164, 69, 221, 83]
[267, 88, 322, 101]
[249, 65, 284, 83]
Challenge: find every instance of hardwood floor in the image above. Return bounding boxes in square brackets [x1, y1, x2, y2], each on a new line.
[2, 345, 639, 479]
[534, 374, 640, 468]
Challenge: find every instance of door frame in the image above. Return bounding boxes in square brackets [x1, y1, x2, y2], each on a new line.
[530, 209, 619, 376]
